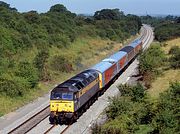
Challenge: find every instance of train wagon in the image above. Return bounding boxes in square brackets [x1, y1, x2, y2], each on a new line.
[91, 59, 117, 89]
[130, 39, 142, 55]
[120, 46, 135, 63]
[109, 51, 128, 73]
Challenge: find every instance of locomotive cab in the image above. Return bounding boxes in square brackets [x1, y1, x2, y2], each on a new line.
[50, 91, 75, 113]
[49, 69, 99, 124]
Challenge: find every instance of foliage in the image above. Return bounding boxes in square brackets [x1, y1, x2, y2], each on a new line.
[0, 74, 29, 97]
[0, 1, 17, 11]
[92, 82, 180, 134]
[155, 23, 180, 41]
[138, 44, 166, 87]
[0, 1, 141, 98]
[168, 45, 179, 55]
[118, 83, 146, 102]
[141, 15, 180, 41]
[50, 55, 74, 73]
[49, 4, 68, 13]
[94, 9, 124, 20]
[34, 49, 50, 81]
[169, 46, 180, 69]
[16, 61, 39, 88]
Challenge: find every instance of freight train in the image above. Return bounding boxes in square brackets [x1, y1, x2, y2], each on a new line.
[49, 39, 143, 124]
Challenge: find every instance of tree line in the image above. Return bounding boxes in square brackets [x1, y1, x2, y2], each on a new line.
[0, 1, 142, 97]
[141, 15, 180, 41]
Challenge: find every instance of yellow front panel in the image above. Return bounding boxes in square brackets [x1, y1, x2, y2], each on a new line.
[50, 100, 74, 112]
[98, 73, 103, 89]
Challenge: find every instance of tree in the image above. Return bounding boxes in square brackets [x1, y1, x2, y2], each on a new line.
[23, 11, 39, 24]
[176, 17, 180, 23]
[169, 46, 180, 69]
[0, 1, 17, 11]
[16, 61, 39, 88]
[0, 75, 29, 97]
[94, 9, 124, 20]
[50, 55, 73, 72]
[139, 44, 166, 87]
[34, 49, 50, 81]
[49, 4, 67, 13]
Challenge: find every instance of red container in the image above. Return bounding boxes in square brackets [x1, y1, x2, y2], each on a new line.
[135, 42, 142, 54]
[119, 55, 127, 68]
[128, 50, 135, 61]
[104, 64, 117, 84]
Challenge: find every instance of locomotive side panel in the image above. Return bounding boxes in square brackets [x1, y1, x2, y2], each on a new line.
[77, 78, 99, 109]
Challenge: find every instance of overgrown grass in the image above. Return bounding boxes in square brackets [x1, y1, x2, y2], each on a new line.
[162, 38, 180, 54]
[0, 89, 46, 114]
[147, 38, 180, 98]
[148, 69, 180, 98]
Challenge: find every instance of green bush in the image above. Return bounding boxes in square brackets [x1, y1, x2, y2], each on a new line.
[106, 97, 133, 119]
[139, 44, 166, 87]
[34, 49, 50, 81]
[92, 82, 180, 134]
[169, 46, 180, 69]
[169, 46, 179, 55]
[0, 74, 29, 97]
[118, 83, 146, 102]
[16, 61, 39, 88]
[155, 23, 180, 42]
[50, 55, 73, 73]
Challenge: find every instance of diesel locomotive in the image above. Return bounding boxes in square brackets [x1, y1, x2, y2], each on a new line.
[49, 39, 142, 124]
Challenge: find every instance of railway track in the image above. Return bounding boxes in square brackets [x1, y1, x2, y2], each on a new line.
[59, 125, 71, 134]
[5, 25, 153, 134]
[44, 124, 56, 134]
[8, 106, 50, 134]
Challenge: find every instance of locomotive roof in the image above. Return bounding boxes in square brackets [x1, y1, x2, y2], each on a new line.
[52, 69, 98, 93]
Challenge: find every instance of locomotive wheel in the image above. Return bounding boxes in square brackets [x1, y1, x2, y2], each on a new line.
[100, 90, 104, 95]
[89, 99, 93, 106]
[58, 116, 64, 125]
[97, 92, 101, 97]
[84, 103, 89, 111]
[93, 94, 97, 101]
[73, 112, 78, 121]
[49, 116, 57, 124]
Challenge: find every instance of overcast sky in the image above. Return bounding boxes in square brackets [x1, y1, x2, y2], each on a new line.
[2, 0, 180, 15]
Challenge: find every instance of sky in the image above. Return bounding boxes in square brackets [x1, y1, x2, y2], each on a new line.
[2, 0, 180, 15]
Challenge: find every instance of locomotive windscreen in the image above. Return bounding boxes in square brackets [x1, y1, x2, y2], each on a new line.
[51, 91, 74, 100]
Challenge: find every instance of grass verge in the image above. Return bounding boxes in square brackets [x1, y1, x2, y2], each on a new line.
[148, 38, 180, 98]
